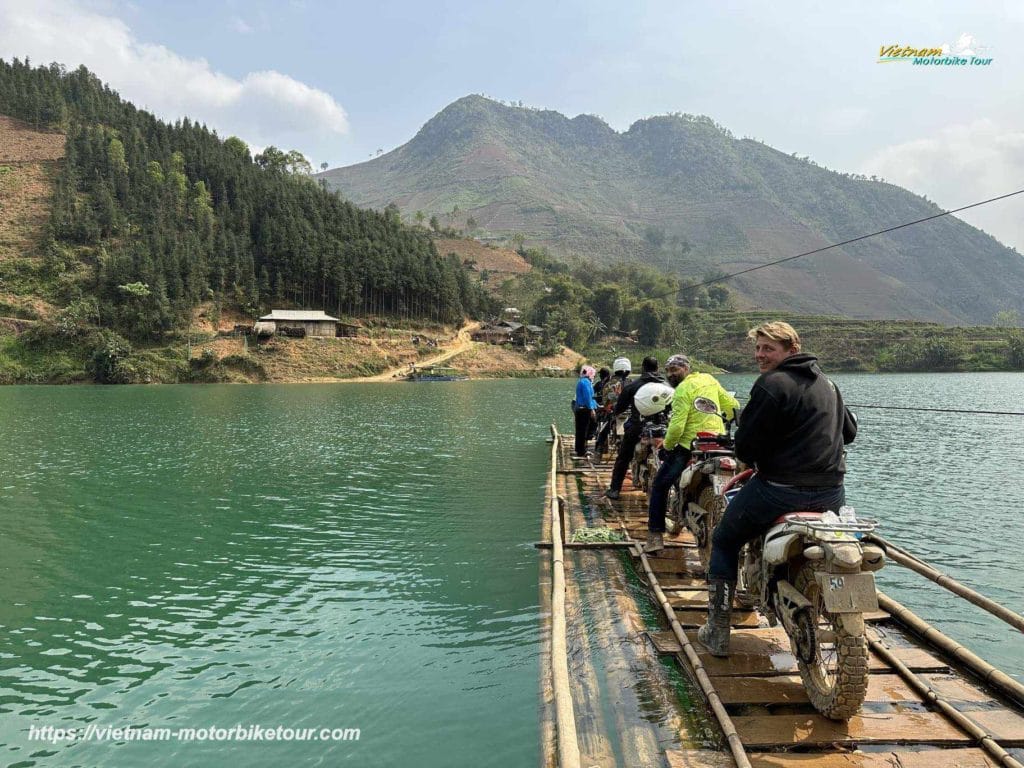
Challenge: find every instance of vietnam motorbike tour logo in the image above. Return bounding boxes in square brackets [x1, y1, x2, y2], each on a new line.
[878, 33, 993, 66]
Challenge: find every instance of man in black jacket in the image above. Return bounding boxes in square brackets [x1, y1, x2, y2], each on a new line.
[604, 356, 665, 499]
[697, 322, 857, 656]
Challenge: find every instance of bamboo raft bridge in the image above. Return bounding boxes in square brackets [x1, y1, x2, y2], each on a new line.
[539, 426, 1024, 768]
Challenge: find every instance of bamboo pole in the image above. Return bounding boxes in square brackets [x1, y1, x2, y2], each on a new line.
[534, 541, 692, 550]
[869, 534, 1024, 634]
[636, 548, 752, 768]
[556, 471, 617, 766]
[549, 425, 582, 768]
[878, 592, 1024, 707]
[578, 448, 746, 766]
[558, 470, 658, 766]
[539, 439, 557, 768]
[868, 637, 1024, 768]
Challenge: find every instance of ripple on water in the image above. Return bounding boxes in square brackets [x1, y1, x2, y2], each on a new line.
[2, 376, 1022, 765]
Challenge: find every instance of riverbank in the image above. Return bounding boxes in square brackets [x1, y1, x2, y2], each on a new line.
[4, 308, 1024, 384]
[0, 316, 584, 384]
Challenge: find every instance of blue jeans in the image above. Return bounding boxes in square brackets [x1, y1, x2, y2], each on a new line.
[708, 475, 845, 581]
[647, 448, 690, 533]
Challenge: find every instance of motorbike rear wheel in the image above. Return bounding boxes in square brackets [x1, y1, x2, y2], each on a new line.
[665, 484, 681, 535]
[695, 485, 724, 572]
[792, 564, 869, 720]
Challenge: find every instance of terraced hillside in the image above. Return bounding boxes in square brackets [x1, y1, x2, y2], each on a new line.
[321, 96, 1024, 325]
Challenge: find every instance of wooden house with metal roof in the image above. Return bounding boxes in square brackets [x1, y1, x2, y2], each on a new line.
[258, 310, 340, 338]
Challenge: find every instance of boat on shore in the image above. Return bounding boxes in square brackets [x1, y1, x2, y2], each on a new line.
[405, 365, 468, 382]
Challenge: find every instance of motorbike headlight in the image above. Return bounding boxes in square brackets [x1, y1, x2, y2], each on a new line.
[803, 545, 824, 561]
[830, 543, 863, 570]
[861, 545, 885, 572]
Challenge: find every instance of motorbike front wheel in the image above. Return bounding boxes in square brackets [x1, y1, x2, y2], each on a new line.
[792, 564, 869, 720]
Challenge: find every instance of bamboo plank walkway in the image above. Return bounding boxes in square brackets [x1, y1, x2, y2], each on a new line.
[542, 429, 1024, 768]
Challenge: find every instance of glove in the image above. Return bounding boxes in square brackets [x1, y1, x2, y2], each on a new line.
[658, 447, 669, 462]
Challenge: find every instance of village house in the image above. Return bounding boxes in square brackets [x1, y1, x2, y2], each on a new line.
[257, 310, 340, 338]
[471, 320, 546, 346]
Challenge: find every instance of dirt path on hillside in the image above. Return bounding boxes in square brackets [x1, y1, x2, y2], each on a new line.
[344, 321, 480, 383]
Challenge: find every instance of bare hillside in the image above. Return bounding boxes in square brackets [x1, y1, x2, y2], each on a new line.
[0, 115, 63, 319]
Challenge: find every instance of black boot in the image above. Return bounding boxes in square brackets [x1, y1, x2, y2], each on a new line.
[697, 579, 734, 657]
[642, 531, 664, 554]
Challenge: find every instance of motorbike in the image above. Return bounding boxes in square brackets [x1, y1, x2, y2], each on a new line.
[725, 470, 886, 720]
[605, 412, 628, 458]
[669, 397, 740, 565]
[631, 418, 668, 495]
[629, 382, 675, 494]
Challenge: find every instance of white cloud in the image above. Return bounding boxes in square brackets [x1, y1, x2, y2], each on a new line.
[231, 16, 254, 35]
[0, 0, 348, 164]
[862, 119, 1024, 253]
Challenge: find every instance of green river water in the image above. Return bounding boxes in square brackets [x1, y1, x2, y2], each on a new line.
[0, 374, 1022, 767]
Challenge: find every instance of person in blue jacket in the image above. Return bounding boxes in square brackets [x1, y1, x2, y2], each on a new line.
[573, 365, 598, 457]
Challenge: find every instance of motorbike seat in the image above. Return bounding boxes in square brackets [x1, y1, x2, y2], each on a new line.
[772, 511, 824, 525]
[692, 433, 733, 452]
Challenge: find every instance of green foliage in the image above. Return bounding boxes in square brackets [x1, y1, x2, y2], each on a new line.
[592, 284, 623, 331]
[1007, 332, 1024, 369]
[636, 300, 668, 345]
[0, 57, 486, 354]
[86, 328, 133, 383]
[496, 251, 729, 351]
[994, 309, 1022, 328]
[571, 527, 624, 543]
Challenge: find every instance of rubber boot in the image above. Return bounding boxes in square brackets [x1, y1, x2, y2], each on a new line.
[643, 531, 664, 554]
[697, 579, 734, 657]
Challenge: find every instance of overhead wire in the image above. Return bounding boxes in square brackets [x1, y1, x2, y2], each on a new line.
[732, 395, 1024, 417]
[648, 187, 1024, 300]
[652, 187, 1024, 418]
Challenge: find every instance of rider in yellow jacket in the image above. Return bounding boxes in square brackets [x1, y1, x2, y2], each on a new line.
[663, 371, 739, 452]
[645, 356, 738, 554]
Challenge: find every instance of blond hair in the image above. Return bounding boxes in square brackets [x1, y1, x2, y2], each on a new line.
[747, 321, 802, 352]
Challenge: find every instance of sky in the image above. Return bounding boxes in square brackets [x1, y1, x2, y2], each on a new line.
[1, 0, 1022, 251]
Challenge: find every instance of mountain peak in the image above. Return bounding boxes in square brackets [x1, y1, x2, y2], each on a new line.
[323, 98, 1024, 324]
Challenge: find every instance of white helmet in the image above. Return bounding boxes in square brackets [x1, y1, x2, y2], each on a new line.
[612, 357, 631, 374]
[635, 382, 675, 416]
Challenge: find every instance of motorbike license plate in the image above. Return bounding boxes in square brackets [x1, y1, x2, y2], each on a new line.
[814, 572, 878, 613]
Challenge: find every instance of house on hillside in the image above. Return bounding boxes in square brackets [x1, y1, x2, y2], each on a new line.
[472, 319, 521, 344]
[470, 319, 546, 346]
[258, 310, 340, 338]
[471, 324, 513, 344]
[512, 324, 546, 346]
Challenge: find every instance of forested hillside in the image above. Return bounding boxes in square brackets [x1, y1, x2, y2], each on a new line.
[322, 95, 1024, 325]
[0, 58, 486, 382]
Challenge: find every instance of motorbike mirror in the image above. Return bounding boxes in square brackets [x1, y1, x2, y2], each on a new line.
[693, 397, 719, 415]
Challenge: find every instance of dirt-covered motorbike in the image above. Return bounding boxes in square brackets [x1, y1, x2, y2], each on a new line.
[628, 382, 675, 494]
[726, 469, 886, 719]
[669, 397, 739, 565]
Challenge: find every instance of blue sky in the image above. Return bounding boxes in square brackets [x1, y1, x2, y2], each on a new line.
[1, 0, 1022, 250]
